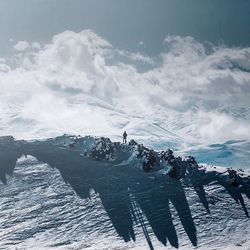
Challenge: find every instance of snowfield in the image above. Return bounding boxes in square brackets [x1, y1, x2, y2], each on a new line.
[0, 135, 249, 250]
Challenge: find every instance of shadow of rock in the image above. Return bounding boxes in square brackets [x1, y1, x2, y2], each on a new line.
[1, 136, 250, 249]
[0, 136, 24, 184]
[132, 175, 179, 248]
[217, 179, 250, 218]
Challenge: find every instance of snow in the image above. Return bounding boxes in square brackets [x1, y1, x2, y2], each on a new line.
[1, 31, 250, 152]
[0, 135, 250, 249]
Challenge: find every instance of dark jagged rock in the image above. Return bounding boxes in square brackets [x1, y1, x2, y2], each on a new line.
[82, 136, 117, 161]
[228, 169, 240, 187]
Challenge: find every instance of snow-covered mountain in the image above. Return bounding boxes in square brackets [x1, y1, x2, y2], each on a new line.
[0, 30, 250, 249]
[1, 135, 249, 250]
[1, 31, 250, 149]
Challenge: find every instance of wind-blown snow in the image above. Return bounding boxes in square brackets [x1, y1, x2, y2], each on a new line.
[0, 30, 250, 150]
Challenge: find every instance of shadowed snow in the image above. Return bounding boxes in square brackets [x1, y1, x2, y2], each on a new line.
[0, 135, 249, 249]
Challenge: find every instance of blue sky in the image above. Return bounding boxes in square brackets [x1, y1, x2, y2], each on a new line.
[0, 0, 250, 57]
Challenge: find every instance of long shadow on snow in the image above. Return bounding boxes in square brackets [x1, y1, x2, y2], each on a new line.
[185, 164, 250, 218]
[1, 136, 249, 249]
[21, 141, 183, 248]
[0, 138, 196, 249]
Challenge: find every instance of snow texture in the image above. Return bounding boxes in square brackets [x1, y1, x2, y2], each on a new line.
[0, 135, 250, 249]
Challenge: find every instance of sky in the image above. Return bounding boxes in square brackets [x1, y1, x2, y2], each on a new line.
[0, 1, 250, 147]
[1, 0, 250, 57]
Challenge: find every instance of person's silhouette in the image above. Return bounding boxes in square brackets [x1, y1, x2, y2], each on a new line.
[123, 131, 127, 144]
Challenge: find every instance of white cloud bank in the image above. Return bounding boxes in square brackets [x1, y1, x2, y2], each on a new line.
[13, 41, 30, 51]
[0, 30, 250, 147]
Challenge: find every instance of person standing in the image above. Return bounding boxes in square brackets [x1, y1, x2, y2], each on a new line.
[123, 131, 127, 144]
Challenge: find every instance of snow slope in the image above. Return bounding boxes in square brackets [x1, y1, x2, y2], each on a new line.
[0, 135, 250, 250]
[1, 31, 250, 153]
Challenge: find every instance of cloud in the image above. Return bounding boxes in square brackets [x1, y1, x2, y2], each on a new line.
[0, 30, 250, 146]
[13, 41, 30, 51]
[115, 49, 154, 65]
[138, 41, 144, 47]
[195, 110, 250, 142]
[32, 42, 41, 49]
[0, 64, 11, 73]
